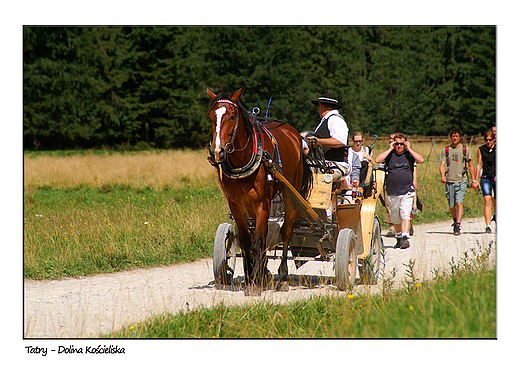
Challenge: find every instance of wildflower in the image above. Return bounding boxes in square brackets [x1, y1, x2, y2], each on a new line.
[129, 326, 134, 330]
[347, 294, 354, 299]
[409, 305, 414, 311]
[144, 222, 149, 225]
[142, 197, 146, 200]
[415, 282, 422, 288]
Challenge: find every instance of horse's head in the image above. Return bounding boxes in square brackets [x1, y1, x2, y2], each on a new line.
[207, 87, 245, 163]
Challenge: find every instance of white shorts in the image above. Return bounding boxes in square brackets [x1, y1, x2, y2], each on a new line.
[387, 191, 415, 224]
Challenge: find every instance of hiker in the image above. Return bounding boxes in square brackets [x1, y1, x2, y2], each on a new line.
[475, 130, 496, 233]
[439, 128, 478, 235]
[374, 133, 424, 249]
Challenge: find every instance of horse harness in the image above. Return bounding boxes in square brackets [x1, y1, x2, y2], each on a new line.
[208, 103, 282, 180]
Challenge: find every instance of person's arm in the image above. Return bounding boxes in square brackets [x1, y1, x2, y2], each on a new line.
[404, 141, 425, 163]
[350, 153, 361, 185]
[364, 148, 376, 167]
[467, 158, 479, 191]
[310, 137, 346, 148]
[439, 160, 447, 184]
[474, 149, 482, 189]
[374, 141, 394, 164]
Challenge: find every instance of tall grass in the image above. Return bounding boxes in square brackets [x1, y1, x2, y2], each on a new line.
[24, 150, 230, 279]
[107, 267, 495, 338]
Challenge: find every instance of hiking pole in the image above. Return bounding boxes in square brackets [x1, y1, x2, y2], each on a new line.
[431, 139, 440, 165]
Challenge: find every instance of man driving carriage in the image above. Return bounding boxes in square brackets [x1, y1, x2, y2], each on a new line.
[302, 93, 360, 202]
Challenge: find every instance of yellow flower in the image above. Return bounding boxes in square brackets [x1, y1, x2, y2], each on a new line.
[416, 283, 422, 287]
[347, 294, 354, 299]
[409, 305, 414, 311]
[129, 326, 134, 330]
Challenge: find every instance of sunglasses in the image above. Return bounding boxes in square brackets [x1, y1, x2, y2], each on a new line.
[394, 143, 405, 146]
[353, 140, 363, 143]
[485, 139, 494, 142]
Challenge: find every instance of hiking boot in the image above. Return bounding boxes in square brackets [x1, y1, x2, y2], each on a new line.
[400, 236, 410, 249]
[386, 226, 396, 237]
[453, 222, 461, 236]
[485, 226, 492, 234]
[394, 237, 402, 249]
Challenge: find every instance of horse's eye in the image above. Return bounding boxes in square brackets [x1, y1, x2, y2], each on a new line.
[230, 115, 235, 121]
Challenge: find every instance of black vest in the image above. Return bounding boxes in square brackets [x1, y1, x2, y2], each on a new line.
[314, 114, 346, 161]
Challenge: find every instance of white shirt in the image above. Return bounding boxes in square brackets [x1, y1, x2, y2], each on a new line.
[314, 109, 349, 146]
[349, 146, 371, 162]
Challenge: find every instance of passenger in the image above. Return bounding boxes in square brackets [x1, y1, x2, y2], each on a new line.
[374, 133, 424, 249]
[348, 131, 376, 185]
[475, 130, 496, 233]
[338, 149, 361, 204]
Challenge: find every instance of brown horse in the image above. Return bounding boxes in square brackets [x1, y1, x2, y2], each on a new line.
[207, 87, 312, 294]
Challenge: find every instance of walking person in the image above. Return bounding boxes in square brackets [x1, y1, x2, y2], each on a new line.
[439, 128, 478, 235]
[475, 131, 496, 233]
[374, 133, 424, 249]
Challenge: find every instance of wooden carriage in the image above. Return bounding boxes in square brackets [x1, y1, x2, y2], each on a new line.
[213, 159, 386, 290]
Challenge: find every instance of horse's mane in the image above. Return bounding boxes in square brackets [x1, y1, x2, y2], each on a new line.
[208, 92, 253, 136]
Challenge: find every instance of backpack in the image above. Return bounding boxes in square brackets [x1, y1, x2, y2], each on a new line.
[445, 145, 468, 176]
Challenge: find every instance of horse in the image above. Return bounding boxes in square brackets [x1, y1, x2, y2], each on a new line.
[207, 87, 312, 295]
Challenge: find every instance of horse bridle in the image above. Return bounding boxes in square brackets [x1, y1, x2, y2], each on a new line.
[213, 99, 250, 154]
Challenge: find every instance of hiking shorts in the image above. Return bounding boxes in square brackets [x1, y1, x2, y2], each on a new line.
[480, 176, 496, 197]
[444, 181, 467, 208]
[388, 191, 415, 224]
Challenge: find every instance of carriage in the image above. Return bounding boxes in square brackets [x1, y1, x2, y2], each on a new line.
[213, 156, 386, 290]
[207, 87, 385, 293]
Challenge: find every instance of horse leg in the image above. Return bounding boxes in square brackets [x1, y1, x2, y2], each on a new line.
[230, 209, 254, 286]
[276, 193, 298, 292]
[247, 201, 271, 295]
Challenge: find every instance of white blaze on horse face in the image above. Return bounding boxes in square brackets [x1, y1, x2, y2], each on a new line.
[214, 106, 227, 161]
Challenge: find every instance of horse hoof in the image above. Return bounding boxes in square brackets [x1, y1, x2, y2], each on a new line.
[276, 281, 289, 292]
[245, 285, 262, 296]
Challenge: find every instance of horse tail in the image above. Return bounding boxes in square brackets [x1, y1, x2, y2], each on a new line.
[300, 156, 313, 200]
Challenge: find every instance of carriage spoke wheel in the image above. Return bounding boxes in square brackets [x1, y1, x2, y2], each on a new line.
[359, 215, 383, 285]
[335, 228, 357, 291]
[213, 223, 237, 285]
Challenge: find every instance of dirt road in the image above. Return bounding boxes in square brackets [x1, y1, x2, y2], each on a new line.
[24, 217, 496, 338]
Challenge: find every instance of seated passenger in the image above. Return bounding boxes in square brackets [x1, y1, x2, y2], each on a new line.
[338, 148, 361, 204]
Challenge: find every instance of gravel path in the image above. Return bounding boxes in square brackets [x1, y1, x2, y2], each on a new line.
[24, 217, 496, 338]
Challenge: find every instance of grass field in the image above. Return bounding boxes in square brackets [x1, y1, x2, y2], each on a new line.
[106, 266, 495, 338]
[23, 142, 487, 280]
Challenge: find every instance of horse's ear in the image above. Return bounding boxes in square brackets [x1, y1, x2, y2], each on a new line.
[206, 87, 216, 100]
[231, 86, 245, 103]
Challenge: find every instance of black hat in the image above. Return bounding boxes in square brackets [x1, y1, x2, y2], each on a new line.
[311, 93, 341, 109]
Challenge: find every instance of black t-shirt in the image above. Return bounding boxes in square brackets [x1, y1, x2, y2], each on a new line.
[479, 144, 496, 178]
[385, 150, 415, 196]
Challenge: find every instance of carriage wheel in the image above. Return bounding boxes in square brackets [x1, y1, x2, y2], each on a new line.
[359, 215, 383, 285]
[213, 223, 237, 285]
[335, 228, 358, 291]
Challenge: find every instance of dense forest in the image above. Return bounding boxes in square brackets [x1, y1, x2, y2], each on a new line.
[23, 26, 495, 150]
